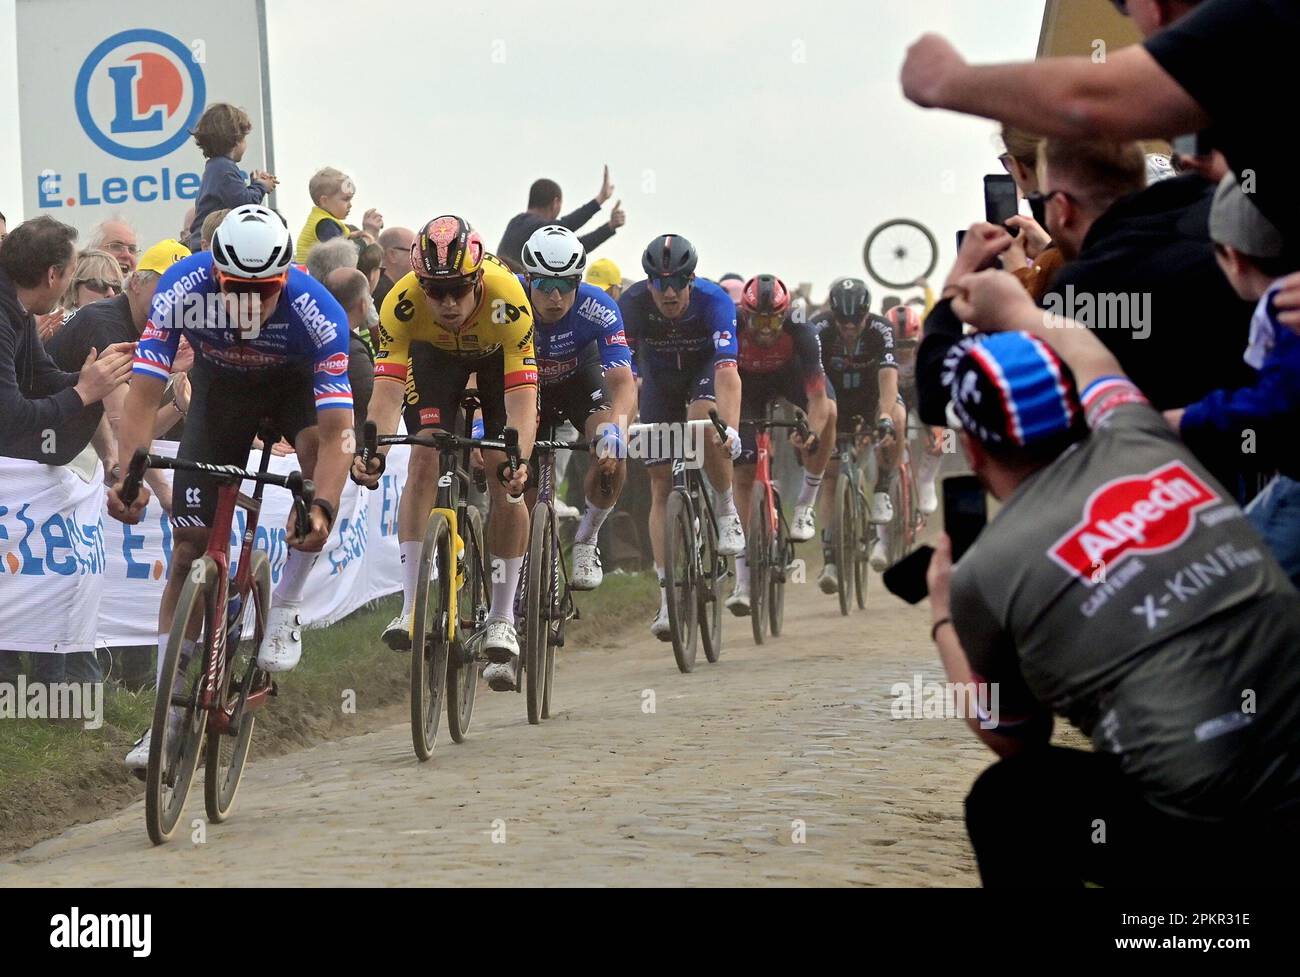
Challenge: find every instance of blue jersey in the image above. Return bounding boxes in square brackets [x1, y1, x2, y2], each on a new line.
[516, 277, 632, 384]
[619, 278, 738, 375]
[134, 251, 353, 412]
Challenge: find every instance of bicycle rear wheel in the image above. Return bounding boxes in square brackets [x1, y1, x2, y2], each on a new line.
[146, 556, 215, 845]
[699, 496, 723, 664]
[523, 502, 553, 725]
[889, 463, 912, 564]
[204, 550, 270, 824]
[664, 488, 698, 673]
[747, 483, 770, 645]
[412, 511, 452, 761]
[831, 473, 855, 617]
[770, 490, 789, 637]
[854, 483, 870, 609]
[447, 505, 485, 743]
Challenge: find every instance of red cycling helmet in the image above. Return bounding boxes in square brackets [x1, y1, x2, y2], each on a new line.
[412, 215, 485, 281]
[740, 274, 791, 318]
[886, 304, 922, 342]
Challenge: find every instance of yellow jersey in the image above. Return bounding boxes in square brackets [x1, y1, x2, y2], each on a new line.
[375, 253, 538, 391]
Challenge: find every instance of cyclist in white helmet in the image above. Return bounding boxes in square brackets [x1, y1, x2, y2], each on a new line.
[517, 225, 637, 589]
[107, 204, 355, 771]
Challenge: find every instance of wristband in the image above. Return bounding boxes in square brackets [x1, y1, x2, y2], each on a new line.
[471, 417, 485, 440]
[930, 617, 953, 642]
[310, 498, 336, 530]
[595, 427, 626, 460]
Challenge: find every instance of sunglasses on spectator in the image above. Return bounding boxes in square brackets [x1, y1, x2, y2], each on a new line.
[530, 275, 580, 295]
[997, 153, 1015, 174]
[105, 241, 139, 256]
[419, 276, 477, 301]
[1024, 189, 1074, 209]
[78, 278, 122, 296]
[651, 273, 693, 292]
[216, 271, 287, 301]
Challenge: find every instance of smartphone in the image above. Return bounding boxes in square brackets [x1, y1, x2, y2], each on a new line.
[1172, 131, 1212, 158]
[956, 229, 966, 252]
[983, 174, 1021, 235]
[882, 544, 935, 604]
[943, 475, 988, 561]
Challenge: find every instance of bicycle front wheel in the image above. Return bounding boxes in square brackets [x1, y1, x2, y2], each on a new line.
[831, 473, 855, 617]
[747, 483, 770, 646]
[854, 483, 870, 609]
[204, 550, 270, 824]
[664, 488, 698, 673]
[412, 511, 453, 761]
[770, 490, 789, 637]
[447, 505, 485, 743]
[146, 556, 216, 845]
[523, 502, 553, 725]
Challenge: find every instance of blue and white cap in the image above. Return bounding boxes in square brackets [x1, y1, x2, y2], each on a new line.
[943, 332, 1083, 449]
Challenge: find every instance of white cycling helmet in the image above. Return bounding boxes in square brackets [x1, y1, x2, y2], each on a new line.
[521, 224, 587, 278]
[211, 204, 294, 280]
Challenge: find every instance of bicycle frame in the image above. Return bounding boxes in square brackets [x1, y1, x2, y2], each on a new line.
[513, 424, 581, 639]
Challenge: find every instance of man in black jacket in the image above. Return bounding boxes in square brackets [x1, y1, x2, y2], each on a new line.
[495, 167, 625, 273]
[0, 217, 132, 465]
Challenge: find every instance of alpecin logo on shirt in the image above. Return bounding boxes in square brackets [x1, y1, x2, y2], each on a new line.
[1049, 461, 1219, 582]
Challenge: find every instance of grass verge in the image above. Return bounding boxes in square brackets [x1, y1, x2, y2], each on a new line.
[0, 570, 658, 857]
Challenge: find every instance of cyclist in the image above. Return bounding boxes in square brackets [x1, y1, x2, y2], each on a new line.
[814, 277, 905, 585]
[726, 274, 836, 616]
[353, 216, 536, 692]
[107, 204, 355, 770]
[886, 303, 944, 515]
[717, 273, 745, 305]
[518, 225, 637, 589]
[619, 234, 745, 640]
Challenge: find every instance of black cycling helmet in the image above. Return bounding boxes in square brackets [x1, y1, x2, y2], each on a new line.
[642, 234, 698, 278]
[829, 277, 871, 321]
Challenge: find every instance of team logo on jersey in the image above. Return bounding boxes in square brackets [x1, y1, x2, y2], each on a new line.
[713, 330, 733, 349]
[419, 408, 441, 427]
[604, 329, 628, 347]
[320, 352, 349, 376]
[1049, 462, 1219, 581]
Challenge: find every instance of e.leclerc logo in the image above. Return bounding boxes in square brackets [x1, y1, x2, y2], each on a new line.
[38, 29, 206, 211]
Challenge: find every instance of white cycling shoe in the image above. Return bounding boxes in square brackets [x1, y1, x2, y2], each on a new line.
[717, 511, 746, 556]
[790, 504, 817, 541]
[482, 619, 521, 691]
[125, 729, 152, 772]
[725, 583, 751, 617]
[382, 612, 412, 651]
[570, 542, 603, 591]
[919, 481, 939, 515]
[554, 500, 581, 520]
[256, 604, 303, 673]
[869, 491, 894, 525]
[650, 606, 672, 641]
[870, 538, 890, 572]
[818, 562, 839, 594]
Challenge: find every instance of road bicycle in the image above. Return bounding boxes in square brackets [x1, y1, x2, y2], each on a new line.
[631, 412, 730, 673]
[512, 421, 609, 724]
[740, 402, 810, 645]
[121, 428, 314, 845]
[360, 395, 502, 761]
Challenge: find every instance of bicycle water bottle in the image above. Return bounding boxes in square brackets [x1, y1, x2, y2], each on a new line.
[226, 592, 245, 647]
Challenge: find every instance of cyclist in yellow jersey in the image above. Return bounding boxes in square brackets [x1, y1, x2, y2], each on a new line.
[353, 215, 538, 691]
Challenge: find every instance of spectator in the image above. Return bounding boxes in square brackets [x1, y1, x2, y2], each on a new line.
[323, 267, 376, 431]
[1035, 136, 1255, 414]
[1167, 174, 1300, 585]
[58, 249, 124, 322]
[0, 210, 7, 244]
[306, 237, 358, 283]
[199, 207, 231, 252]
[295, 167, 364, 263]
[183, 102, 277, 251]
[900, 0, 1300, 243]
[0, 216, 132, 465]
[357, 242, 383, 293]
[373, 226, 415, 308]
[997, 125, 1063, 301]
[88, 216, 139, 276]
[179, 205, 195, 242]
[585, 257, 623, 300]
[496, 167, 624, 273]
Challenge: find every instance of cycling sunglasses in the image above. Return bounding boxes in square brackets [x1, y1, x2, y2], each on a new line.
[216, 271, 287, 301]
[531, 275, 581, 295]
[78, 278, 122, 296]
[651, 272, 693, 292]
[419, 276, 477, 301]
[751, 312, 785, 332]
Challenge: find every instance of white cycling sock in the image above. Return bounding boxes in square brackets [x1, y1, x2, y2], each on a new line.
[915, 444, 942, 490]
[274, 549, 316, 605]
[655, 564, 668, 614]
[716, 486, 737, 518]
[797, 469, 823, 508]
[489, 556, 523, 625]
[399, 541, 422, 618]
[155, 636, 197, 691]
[735, 553, 749, 590]
[575, 501, 612, 546]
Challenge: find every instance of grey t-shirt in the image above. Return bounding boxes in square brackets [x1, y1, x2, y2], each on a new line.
[951, 376, 1300, 820]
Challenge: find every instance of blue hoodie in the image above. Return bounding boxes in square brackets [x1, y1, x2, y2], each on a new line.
[184, 156, 266, 250]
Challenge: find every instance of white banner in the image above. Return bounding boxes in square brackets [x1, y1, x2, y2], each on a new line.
[1, 444, 409, 652]
[16, 0, 272, 246]
[0, 460, 108, 653]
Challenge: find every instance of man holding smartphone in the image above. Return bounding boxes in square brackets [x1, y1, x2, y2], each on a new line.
[924, 269, 1300, 888]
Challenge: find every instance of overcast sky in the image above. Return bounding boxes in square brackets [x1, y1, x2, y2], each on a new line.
[0, 0, 1044, 300]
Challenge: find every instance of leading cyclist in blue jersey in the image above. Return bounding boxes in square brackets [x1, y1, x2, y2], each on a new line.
[619, 233, 745, 641]
[106, 205, 354, 770]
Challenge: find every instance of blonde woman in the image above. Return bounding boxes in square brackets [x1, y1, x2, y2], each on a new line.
[45, 249, 125, 341]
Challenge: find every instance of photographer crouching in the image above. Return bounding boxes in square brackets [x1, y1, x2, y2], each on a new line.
[918, 261, 1300, 888]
